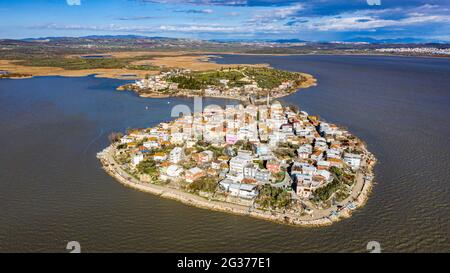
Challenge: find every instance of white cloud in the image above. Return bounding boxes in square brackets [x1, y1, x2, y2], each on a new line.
[305, 13, 450, 31]
[245, 4, 450, 32]
[141, 0, 247, 5]
[176, 8, 214, 14]
[35, 3, 450, 36]
[248, 3, 303, 23]
[66, 0, 81, 6]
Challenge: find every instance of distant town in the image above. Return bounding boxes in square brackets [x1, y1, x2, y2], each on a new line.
[98, 100, 376, 226]
[118, 66, 315, 101]
[375, 47, 450, 55]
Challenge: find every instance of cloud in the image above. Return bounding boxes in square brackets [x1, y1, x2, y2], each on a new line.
[226, 12, 240, 16]
[139, 0, 448, 10]
[32, 1, 450, 41]
[116, 16, 157, 21]
[139, 0, 247, 6]
[240, 3, 450, 33]
[34, 8, 450, 35]
[302, 5, 450, 31]
[66, 0, 81, 5]
[31, 22, 254, 34]
[247, 3, 304, 24]
[175, 9, 214, 14]
[366, 0, 381, 6]
[138, 0, 300, 7]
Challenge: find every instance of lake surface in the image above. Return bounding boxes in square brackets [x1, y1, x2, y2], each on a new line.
[0, 55, 449, 252]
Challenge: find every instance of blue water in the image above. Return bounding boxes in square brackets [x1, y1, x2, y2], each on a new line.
[0, 55, 449, 252]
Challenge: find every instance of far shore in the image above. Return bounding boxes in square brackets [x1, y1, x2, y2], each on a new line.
[0, 59, 157, 80]
[0, 51, 268, 81]
[1, 51, 448, 81]
[3, 50, 444, 82]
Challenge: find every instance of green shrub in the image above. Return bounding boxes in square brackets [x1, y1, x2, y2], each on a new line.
[188, 177, 218, 193]
[256, 185, 291, 209]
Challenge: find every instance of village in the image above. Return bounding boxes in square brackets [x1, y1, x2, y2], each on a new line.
[98, 99, 376, 223]
[118, 66, 311, 101]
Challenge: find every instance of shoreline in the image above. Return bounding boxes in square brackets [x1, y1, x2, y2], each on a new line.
[1, 51, 446, 81]
[0, 51, 267, 81]
[0, 60, 155, 80]
[215, 51, 450, 60]
[97, 144, 375, 228]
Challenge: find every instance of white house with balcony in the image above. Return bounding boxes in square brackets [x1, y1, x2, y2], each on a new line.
[169, 147, 183, 164]
[343, 153, 362, 169]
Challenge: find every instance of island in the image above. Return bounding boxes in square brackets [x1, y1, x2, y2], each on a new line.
[117, 66, 316, 101]
[97, 100, 376, 227]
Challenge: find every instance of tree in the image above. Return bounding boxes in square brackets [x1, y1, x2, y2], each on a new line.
[137, 159, 159, 180]
[256, 185, 291, 210]
[188, 177, 218, 193]
[288, 104, 300, 113]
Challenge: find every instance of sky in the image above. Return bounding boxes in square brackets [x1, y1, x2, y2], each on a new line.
[0, 0, 449, 42]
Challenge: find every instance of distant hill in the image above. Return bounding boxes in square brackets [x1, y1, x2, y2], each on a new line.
[16, 35, 450, 45]
[2, 36, 448, 59]
[21, 35, 179, 42]
[210, 38, 307, 43]
[80, 35, 176, 40]
[270, 39, 307, 43]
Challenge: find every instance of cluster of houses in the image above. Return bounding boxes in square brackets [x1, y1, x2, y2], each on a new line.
[203, 77, 295, 100]
[134, 69, 188, 91]
[375, 47, 450, 56]
[117, 101, 365, 202]
[131, 69, 297, 100]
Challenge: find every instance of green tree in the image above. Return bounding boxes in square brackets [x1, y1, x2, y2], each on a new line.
[108, 132, 123, 144]
[188, 177, 218, 193]
[256, 185, 291, 210]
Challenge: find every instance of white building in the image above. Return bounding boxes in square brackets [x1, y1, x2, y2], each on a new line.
[153, 153, 168, 162]
[132, 153, 144, 166]
[143, 141, 159, 149]
[229, 154, 253, 174]
[219, 179, 258, 199]
[243, 164, 257, 179]
[166, 165, 183, 178]
[120, 136, 134, 144]
[317, 169, 332, 181]
[297, 144, 313, 158]
[326, 148, 342, 159]
[170, 132, 185, 144]
[344, 153, 362, 169]
[169, 147, 183, 164]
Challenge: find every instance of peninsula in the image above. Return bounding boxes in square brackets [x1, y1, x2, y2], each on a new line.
[97, 101, 376, 227]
